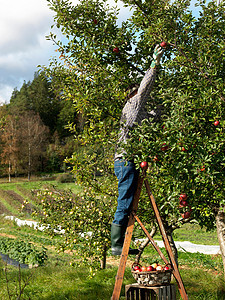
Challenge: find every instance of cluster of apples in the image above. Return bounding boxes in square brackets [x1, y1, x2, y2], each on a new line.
[179, 193, 192, 219]
[133, 263, 171, 272]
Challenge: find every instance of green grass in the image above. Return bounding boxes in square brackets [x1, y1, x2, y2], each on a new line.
[0, 217, 224, 299]
[0, 252, 224, 299]
[173, 223, 218, 245]
[153, 222, 219, 246]
[0, 180, 81, 193]
[0, 178, 82, 218]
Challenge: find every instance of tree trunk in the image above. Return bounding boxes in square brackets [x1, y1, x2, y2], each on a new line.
[28, 142, 31, 181]
[134, 225, 157, 265]
[100, 244, 107, 269]
[215, 207, 225, 279]
[8, 160, 11, 183]
[167, 231, 179, 267]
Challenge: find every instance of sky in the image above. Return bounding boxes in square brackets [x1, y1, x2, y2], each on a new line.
[0, 0, 199, 104]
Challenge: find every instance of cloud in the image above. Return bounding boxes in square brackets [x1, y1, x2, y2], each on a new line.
[0, 0, 131, 104]
[0, 0, 55, 103]
[0, 0, 53, 54]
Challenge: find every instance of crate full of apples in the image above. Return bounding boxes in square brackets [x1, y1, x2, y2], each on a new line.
[131, 262, 172, 286]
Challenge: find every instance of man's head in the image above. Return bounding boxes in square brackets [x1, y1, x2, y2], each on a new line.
[126, 83, 139, 99]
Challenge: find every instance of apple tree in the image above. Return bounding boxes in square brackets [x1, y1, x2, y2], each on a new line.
[41, 0, 225, 273]
[122, 0, 225, 273]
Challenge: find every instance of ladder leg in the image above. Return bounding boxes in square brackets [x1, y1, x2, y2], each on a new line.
[111, 175, 144, 300]
[144, 178, 189, 300]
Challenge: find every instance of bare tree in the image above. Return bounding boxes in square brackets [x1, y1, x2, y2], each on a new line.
[17, 111, 49, 180]
[0, 115, 19, 182]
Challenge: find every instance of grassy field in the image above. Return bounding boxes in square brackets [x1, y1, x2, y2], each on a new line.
[0, 177, 224, 299]
[170, 222, 218, 246]
[0, 176, 82, 219]
[0, 218, 224, 300]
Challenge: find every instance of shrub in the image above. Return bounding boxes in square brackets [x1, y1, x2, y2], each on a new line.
[0, 237, 48, 266]
[56, 173, 75, 183]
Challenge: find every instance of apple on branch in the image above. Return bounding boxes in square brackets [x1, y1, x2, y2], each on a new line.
[181, 146, 188, 152]
[160, 41, 167, 48]
[214, 120, 220, 126]
[140, 161, 148, 170]
[179, 193, 187, 201]
[153, 155, 159, 162]
[161, 143, 168, 151]
[179, 199, 188, 208]
[181, 211, 191, 219]
[113, 47, 119, 53]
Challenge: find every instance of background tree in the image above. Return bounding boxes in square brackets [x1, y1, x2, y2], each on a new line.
[3, 72, 78, 174]
[17, 111, 50, 180]
[41, 0, 225, 273]
[0, 115, 19, 182]
[9, 72, 76, 139]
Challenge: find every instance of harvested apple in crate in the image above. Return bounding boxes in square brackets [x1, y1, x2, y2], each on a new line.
[131, 262, 172, 286]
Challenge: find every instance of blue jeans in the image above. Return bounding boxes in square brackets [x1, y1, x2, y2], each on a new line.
[113, 159, 139, 226]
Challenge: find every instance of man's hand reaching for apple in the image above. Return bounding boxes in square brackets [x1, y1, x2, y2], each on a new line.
[150, 44, 164, 68]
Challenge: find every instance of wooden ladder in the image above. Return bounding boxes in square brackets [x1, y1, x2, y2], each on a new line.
[111, 172, 189, 300]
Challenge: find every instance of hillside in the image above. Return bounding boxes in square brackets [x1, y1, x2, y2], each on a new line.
[0, 177, 81, 218]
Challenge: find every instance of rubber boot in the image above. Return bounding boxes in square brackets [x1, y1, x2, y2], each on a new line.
[111, 223, 139, 255]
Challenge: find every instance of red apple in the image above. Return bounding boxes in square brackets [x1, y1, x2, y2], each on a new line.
[200, 166, 205, 171]
[161, 143, 168, 151]
[113, 47, 119, 53]
[164, 266, 170, 271]
[179, 200, 188, 208]
[214, 120, 220, 126]
[93, 19, 98, 24]
[147, 265, 154, 271]
[179, 193, 187, 201]
[133, 265, 140, 271]
[181, 146, 187, 152]
[160, 41, 167, 48]
[140, 161, 148, 170]
[181, 211, 191, 219]
[156, 265, 163, 271]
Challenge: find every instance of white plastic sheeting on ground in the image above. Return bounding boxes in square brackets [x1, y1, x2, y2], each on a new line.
[3, 216, 221, 255]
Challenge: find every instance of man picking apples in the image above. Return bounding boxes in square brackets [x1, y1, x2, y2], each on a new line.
[111, 44, 164, 255]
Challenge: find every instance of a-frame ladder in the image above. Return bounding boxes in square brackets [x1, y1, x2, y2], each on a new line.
[111, 173, 189, 300]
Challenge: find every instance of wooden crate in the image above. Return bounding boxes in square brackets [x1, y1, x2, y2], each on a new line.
[125, 283, 176, 300]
